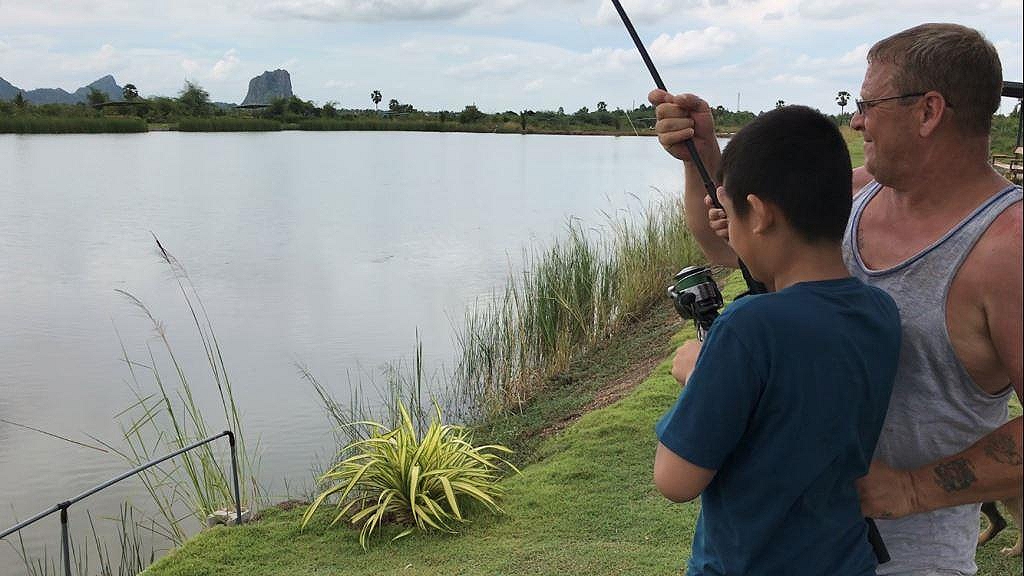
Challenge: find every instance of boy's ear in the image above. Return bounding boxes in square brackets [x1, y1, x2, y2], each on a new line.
[746, 194, 775, 235]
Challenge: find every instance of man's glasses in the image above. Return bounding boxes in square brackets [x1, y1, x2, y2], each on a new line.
[854, 93, 926, 115]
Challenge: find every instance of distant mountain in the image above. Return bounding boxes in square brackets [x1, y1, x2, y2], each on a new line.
[0, 76, 20, 100]
[241, 69, 292, 106]
[0, 75, 124, 105]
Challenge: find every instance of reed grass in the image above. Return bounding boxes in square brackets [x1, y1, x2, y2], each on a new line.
[176, 118, 282, 132]
[301, 335, 431, 450]
[0, 116, 147, 133]
[297, 118, 480, 132]
[104, 235, 263, 546]
[450, 196, 703, 421]
[11, 504, 156, 576]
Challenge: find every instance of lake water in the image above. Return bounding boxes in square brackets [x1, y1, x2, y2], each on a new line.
[0, 130, 688, 572]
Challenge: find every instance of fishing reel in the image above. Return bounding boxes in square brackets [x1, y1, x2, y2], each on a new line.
[667, 265, 724, 341]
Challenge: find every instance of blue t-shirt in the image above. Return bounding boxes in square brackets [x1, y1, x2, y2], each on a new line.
[656, 277, 900, 576]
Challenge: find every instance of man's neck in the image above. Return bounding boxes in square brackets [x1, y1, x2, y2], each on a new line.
[883, 138, 1009, 214]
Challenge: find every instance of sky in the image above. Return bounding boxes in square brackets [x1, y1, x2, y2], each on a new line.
[0, 0, 1021, 114]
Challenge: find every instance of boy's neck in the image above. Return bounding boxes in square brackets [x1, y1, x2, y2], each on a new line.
[762, 240, 850, 292]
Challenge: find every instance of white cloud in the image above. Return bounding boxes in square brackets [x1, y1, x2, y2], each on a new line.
[0, 0, 1020, 113]
[771, 73, 816, 84]
[649, 27, 737, 64]
[258, 0, 478, 22]
[209, 48, 240, 80]
[590, 0, 683, 26]
[181, 59, 201, 76]
[445, 54, 524, 78]
[56, 43, 126, 75]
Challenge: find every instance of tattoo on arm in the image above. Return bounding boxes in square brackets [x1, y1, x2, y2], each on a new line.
[983, 434, 1022, 466]
[933, 458, 976, 492]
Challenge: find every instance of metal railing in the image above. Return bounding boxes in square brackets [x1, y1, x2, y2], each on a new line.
[0, 430, 243, 576]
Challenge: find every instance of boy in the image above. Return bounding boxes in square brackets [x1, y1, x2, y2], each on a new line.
[654, 106, 900, 575]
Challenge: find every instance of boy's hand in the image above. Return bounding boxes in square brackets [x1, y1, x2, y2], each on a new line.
[706, 195, 730, 241]
[672, 340, 703, 387]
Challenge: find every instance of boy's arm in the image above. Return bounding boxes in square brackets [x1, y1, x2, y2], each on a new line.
[655, 322, 761, 503]
[654, 443, 716, 502]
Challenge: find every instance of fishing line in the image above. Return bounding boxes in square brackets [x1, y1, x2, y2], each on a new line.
[608, 0, 766, 296]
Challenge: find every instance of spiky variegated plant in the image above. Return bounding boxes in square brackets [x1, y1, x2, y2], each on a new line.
[302, 401, 516, 549]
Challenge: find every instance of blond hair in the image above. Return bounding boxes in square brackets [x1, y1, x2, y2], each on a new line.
[868, 23, 1002, 136]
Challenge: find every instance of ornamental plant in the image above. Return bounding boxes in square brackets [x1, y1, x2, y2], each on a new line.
[302, 401, 517, 549]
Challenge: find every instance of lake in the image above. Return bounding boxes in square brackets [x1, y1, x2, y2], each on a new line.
[0, 130, 688, 572]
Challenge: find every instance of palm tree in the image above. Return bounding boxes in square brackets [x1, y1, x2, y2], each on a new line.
[370, 90, 382, 111]
[836, 90, 851, 121]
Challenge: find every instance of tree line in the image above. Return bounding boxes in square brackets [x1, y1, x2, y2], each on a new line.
[2, 82, 1017, 148]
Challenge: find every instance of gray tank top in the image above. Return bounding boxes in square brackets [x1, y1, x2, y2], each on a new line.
[842, 182, 1021, 575]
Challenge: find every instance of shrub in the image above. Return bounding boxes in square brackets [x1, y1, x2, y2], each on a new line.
[302, 401, 516, 549]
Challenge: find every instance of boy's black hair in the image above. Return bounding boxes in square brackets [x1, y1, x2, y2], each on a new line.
[717, 105, 852, 244]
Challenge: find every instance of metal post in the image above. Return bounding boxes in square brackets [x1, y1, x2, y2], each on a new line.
[1, 430, 245, 564]
[59, 504, 71, 576]
[227, 430, 243, 525]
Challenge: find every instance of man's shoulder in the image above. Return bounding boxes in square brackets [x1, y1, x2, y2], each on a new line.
[961, 192, 1021, 288]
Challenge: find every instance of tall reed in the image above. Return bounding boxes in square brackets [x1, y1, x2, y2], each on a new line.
[450, 196, 703, 421]
[12, 504, 155, 576]
[176, 117, 281, 132]
[105, 236, 262, 545]
[0, 117, 147, 133]
[301, 334, 431, 450]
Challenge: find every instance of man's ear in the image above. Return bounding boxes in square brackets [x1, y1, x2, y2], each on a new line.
[746, 194, 774, 235]
[918, 91, 948, 138]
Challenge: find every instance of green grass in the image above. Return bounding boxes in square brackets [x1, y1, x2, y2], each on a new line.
[176, 117, 282, 132]
[0, 116, 147, 133]
[841, 125, 865, 168]
[144, 272, 1021, 575]
[143, 338, 704, 576]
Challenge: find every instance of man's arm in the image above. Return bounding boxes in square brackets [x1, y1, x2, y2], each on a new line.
[648, 89, 737, 267]
[858, 205, 1023, 517]
[859, 417, 1022, 518]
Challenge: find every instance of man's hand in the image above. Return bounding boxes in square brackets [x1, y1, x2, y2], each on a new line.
[648, 90, 720, 165]
[857, 459, 922, 519]
[671, 340, 702, 387]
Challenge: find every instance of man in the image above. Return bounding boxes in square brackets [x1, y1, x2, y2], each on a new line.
[651, 23, 1022, 575]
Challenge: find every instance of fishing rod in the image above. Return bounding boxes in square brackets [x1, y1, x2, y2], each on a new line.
[609, 0, 888, 565]
[608, 0, 766, 298]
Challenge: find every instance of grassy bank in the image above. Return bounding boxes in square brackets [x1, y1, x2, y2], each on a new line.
[0, 116, 147, 133]
[142, 282, 716, 576]
[143, 272, 1022, 576]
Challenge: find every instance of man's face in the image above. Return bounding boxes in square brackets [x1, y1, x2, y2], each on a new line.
[851, 62, 917, 185]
